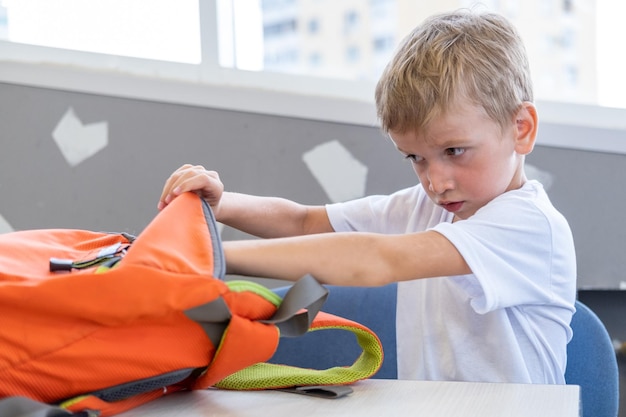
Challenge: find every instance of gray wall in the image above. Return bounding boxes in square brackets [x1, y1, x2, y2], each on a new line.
[1, 81, 625, 290]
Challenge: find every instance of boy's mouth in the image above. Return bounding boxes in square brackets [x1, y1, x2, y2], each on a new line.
[440, 201, 464, 213]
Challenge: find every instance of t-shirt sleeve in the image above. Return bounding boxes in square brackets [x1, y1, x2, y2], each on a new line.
[326, 185, 448, 234]
[433, 193, 575, 314]
[325, 194, 392, 233]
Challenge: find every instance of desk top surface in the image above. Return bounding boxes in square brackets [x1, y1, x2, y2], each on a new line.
[117, 379, 580, 417]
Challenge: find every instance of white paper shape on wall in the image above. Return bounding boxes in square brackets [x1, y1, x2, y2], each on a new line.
[302, 140, 368, 203]
[52, 107, 109, 167]
[0, 213, 14, 234]
[525, 164, 554, 190]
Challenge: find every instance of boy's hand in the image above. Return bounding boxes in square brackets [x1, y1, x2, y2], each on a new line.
[158, 164, 224, 212]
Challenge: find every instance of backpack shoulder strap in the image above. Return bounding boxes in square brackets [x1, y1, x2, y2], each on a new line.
[213, 309, 384, 391]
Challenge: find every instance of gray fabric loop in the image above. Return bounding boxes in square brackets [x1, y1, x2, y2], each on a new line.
[278, 385, 354, 399]
[261, 274, 329, 337]
[183, 296, 231, 347]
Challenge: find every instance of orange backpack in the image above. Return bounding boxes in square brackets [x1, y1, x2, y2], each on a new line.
[0, 193, 383, 416]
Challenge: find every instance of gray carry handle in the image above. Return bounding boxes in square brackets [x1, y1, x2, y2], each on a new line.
[0, 396, 97, 417]
[262, 274, 329, 337]
[278, 385, 354, 399]
[185, 274, 329, 345]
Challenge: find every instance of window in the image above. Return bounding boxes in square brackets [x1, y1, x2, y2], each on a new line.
[211, 0, 626, 111]
[263, 19, 297, 38]
[563, 0, 574, 14]
[0, 0, 201, 64]
[0, 5, 7, 39]
[308, 18, 320, 34]
[309, 51, 321, 67]
[343, 10, 360, 34]
[373, 36, 395, 54]
[261, 0, 296, 11]
[345, 45, 360, 63]
[0, 0, 625, 140]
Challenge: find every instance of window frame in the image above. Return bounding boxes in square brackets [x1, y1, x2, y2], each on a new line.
[0, 0, 625, 154]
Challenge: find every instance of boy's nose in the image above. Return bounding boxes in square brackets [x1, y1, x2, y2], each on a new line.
[427, 167, 453, 195]
[428, 181, 452, 195]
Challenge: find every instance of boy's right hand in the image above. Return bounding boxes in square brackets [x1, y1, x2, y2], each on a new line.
[158, 164, 224, 212]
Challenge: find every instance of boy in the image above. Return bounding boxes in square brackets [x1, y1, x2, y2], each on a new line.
[158, 10, 576, 384]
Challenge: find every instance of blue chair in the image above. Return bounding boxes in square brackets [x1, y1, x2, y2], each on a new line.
[565, 300, 620, 417]
[269, 284, 398, 379]
[271, 285, 619, 417]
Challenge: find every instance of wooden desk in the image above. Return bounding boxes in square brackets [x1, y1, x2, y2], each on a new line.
[117, 379, 580, 417]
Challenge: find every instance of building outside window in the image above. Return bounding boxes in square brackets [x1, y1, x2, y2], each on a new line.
[0, 0, 624, 109]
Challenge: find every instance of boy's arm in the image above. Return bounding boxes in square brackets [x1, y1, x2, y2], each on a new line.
[216, 192, 333, 238]
[158, 164, 333, 238]
[224, 230, 471, 286]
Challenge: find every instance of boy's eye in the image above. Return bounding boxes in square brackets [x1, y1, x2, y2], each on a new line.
[445, 147, 465, 156]
[404, 154, 423, 163]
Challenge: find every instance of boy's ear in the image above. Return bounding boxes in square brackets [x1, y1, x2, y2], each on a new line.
[514, 102, 538, 155]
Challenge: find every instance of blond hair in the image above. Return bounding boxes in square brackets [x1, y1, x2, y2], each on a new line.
[375, 10, 533, 133]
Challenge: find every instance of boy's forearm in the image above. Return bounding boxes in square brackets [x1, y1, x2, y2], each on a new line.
[222, 231, 468, 286]
[216, 192, 331, 238]
[223, 233, 392, 286]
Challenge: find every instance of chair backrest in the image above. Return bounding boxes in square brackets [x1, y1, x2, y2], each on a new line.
[270, 284, 398, 379]
[270, 287, 619, 417]
[565, 300, 619, 417]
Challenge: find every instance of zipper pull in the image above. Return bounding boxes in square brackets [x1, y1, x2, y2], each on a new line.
[49, 243, 128, 272]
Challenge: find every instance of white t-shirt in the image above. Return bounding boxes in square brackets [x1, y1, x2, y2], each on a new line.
[325, 180, 576, 384]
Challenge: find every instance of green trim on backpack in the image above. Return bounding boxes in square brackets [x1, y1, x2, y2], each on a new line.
[226, 280, 283, 307]
[214, 324, 384, 390]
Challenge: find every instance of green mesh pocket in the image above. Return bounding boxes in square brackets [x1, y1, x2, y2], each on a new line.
[214, 324, 383, 390]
